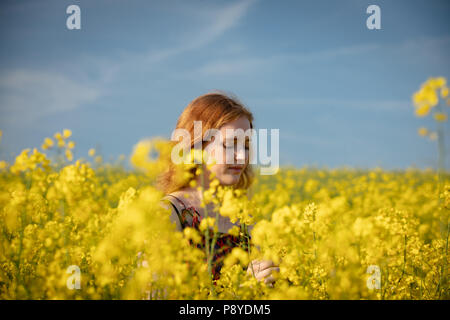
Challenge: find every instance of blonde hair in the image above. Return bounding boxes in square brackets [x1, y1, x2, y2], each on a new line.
[157, 92, 254, 194]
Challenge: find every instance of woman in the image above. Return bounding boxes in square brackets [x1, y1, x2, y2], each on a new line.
[158, 92, 278, 286]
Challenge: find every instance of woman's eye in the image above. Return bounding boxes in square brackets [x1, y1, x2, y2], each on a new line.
[223, 142, 250, 150]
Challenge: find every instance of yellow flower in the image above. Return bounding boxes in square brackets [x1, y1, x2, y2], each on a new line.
[223, 247, 249, 267]
[441, 87, 449, 98]
[44, 238, 53, 247]
[219, 189, 241, 223]
[183, 227, 202, 244]
[65, 149, 73, 161]
[413, 91, 424, 106]
[63, 129, 72, 139]
[188, 148, 205, 165]
[434, 77, 446, 88]
[433, 112, 447, 122]
[88, 148, 96, 157]
[425, 90, 438, 107]
[418, 127, 428, 137]
[45, 137, 54, 147]
[199, 217, 217, 232]
[1, 127, 449, 300]
[189, 179, 197, 188]
[67, 141, 75, 149]
[227, 225, 240, 237]
[0, 160, 8, 169]
[414, 104, 431, 117]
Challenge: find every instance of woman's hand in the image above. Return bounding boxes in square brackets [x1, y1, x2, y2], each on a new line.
[247, 259, 279, 287]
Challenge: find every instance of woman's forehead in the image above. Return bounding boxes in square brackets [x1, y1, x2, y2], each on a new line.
[219, 117, 251, 134]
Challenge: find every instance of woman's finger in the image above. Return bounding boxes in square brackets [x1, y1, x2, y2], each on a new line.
[257, 260, 277, 271]
[247, 261, 260, 276]
[251, 260, 276, 269]
[255, 267, 279, 281]
[247, 260, 278, 276]
[264, 275, 276, 286]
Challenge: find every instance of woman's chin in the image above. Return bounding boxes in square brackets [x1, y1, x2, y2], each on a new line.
[218, 174, 241, 186]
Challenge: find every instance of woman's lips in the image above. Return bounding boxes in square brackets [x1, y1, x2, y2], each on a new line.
[228, 166, 244, 174]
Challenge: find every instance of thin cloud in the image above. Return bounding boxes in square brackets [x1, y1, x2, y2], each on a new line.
[75, 0, 258, 79]
[0, 0, 257, 125]
[198, 57, 272, 76]
[191, 42, 379, 77]
[141, 0, 257, 64]
[0, 69, 102, 124]
[251, 97, 411, 112]
[192, 34, 450, 77]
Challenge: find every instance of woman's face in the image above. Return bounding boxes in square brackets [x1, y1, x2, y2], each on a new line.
[204, 116, 251, 186]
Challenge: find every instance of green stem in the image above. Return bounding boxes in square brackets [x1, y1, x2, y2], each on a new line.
[200, 165, 217, 297]
[206, 210, 219, 297]
[436, 220, 449, 298]
[436, 100, 445, 197]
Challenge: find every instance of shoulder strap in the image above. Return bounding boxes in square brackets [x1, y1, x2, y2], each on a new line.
[165, 194, 188, 209]
[161, 195, 186, 229]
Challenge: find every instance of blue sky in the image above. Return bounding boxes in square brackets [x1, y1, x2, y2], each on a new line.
[0, 0, 449, 170]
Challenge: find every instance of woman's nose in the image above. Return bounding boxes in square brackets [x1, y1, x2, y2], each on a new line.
[235, 146, 246, 164]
